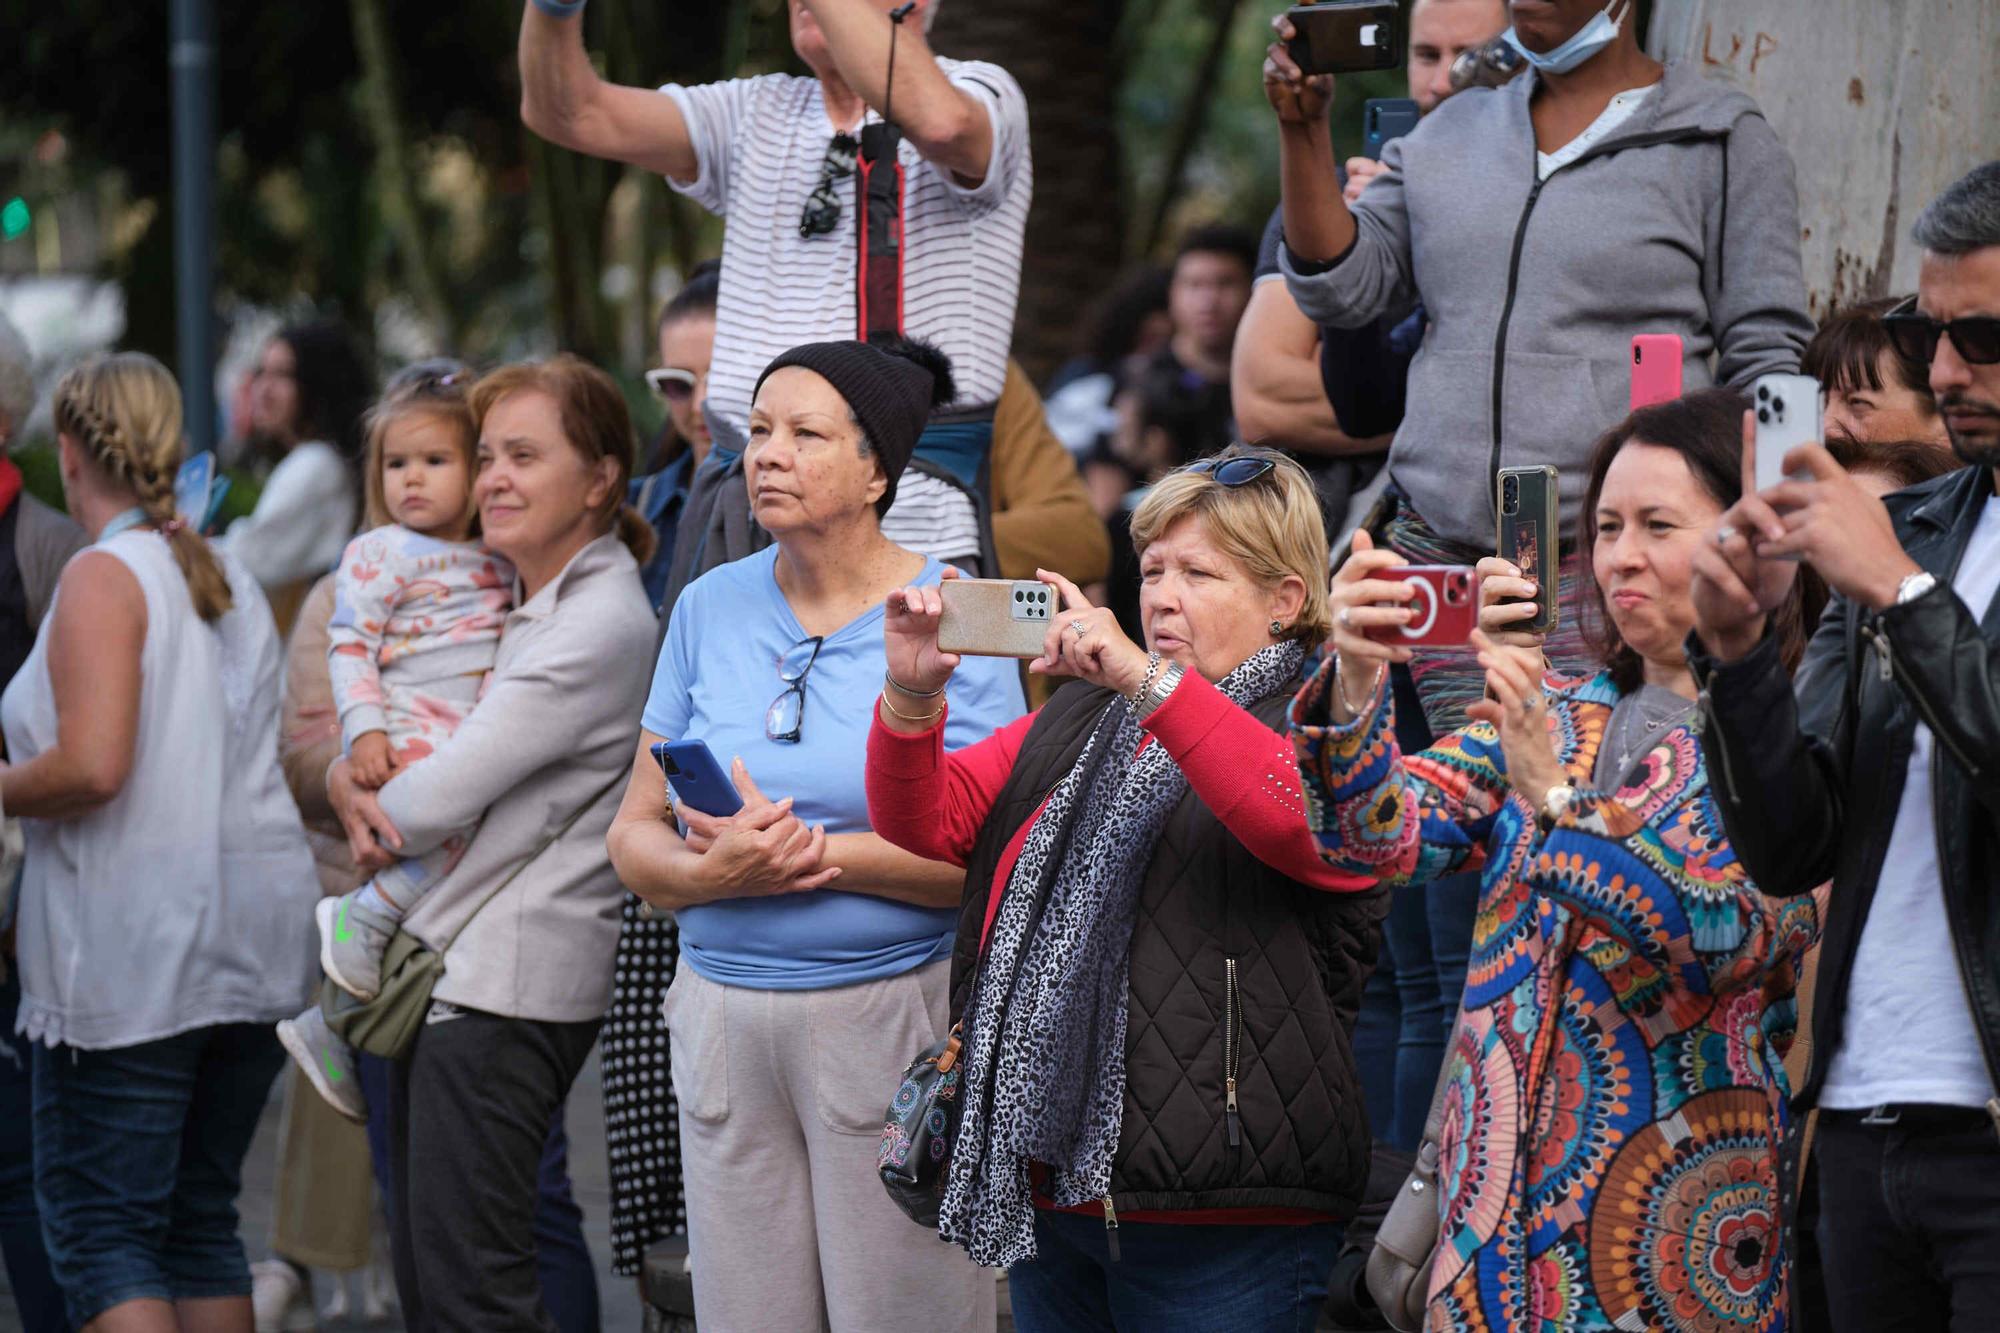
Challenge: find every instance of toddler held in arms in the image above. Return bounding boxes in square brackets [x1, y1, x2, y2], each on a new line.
[278, 362, 514, 1119]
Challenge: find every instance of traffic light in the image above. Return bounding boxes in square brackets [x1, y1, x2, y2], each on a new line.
[0, 197, 28, 242]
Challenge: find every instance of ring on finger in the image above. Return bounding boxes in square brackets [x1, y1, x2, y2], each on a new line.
[1068, 619, 1089, 639]
[1715, 524, 1737, 546]
[1337, 607, 1354, 630]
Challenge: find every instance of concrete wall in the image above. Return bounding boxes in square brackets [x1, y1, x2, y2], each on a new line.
[1648, 0, 2000, 318]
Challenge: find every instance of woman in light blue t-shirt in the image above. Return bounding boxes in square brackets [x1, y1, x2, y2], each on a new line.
[608, 338, 1020, 1331]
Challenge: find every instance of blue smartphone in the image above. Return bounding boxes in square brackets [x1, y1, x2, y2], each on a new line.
[174, 452, 231, 534]
[1362, 97, 1421, 161]
[650, 740, 744, 818]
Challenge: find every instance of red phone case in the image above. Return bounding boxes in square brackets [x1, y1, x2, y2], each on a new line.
[1630, 334, 1683, 410]
[1367, 565, 1478, 647]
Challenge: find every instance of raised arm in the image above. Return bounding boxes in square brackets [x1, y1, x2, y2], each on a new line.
[517, 2, 698, 180]
[800, 0, 995, 184]
[1231, 280, 1388, 457]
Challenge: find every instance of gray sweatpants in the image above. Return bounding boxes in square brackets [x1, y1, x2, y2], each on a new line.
[665, 958, 997, 1332]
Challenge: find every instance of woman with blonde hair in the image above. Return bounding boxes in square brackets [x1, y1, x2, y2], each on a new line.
[866, 444, 1388, 1332]
[1, 351, 318, 1332]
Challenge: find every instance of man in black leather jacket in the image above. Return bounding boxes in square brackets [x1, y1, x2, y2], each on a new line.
[1686, 160, 2000, 1332]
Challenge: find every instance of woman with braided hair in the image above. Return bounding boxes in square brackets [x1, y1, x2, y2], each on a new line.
[1, 352, 318, 1333]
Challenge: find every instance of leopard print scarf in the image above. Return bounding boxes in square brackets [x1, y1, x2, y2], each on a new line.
[938, 641, 1307, 1268]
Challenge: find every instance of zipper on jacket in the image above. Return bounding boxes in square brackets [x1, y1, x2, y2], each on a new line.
[1860, 623, 1982, 778]
[1224, 956, 1243, 1149]
[1101, 1193, 1121, 1262]
[1987, 1097, 2000, 1147]
[1486, 175, 1546, 519]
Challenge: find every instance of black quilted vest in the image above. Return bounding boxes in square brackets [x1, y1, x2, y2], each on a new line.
[952, 681, 1390, 1216]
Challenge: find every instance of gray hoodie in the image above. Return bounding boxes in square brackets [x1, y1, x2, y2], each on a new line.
[1282, 61, 1813, 549]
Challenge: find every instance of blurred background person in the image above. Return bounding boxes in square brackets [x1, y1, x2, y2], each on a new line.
[631, 261, 721, 616]
[0, 310, 88, 1333]
[1804, 296, 1953, 448]
[1044, 266, 1172, 462]
[222, 319, 373, 633]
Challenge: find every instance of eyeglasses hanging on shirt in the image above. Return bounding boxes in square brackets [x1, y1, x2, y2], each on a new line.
[799, 133, 860, 239]
[766, 635, 827, 744]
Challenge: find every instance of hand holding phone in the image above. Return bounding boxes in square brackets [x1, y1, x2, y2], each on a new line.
[651, 740, 745, 819]
[1284, 0, 1403, 75]
[1497, 466, 1560, 635]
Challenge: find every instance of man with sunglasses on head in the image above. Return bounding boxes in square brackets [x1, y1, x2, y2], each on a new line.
[520, 0, 1042, 600]
[1689, 159, 2000, 1333]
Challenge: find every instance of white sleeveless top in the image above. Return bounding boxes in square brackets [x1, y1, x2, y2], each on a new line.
[3, 529, 318, 1049]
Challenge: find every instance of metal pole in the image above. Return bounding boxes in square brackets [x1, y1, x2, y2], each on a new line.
[170, 0, 216, 455]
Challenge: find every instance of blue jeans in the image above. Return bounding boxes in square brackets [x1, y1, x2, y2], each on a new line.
[31, 1023, 285, 1328]
[1008, 1210, 1342, 1333]
[1, 971, 67, 1332]
[1373, 881, 1449, 1150]
[359, 1052, 599, 1333]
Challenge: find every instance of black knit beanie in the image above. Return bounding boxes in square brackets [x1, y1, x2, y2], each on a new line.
[753, 337, 956, 516]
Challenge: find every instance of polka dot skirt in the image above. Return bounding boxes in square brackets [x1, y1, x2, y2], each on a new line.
[601, 893, 687, 1276]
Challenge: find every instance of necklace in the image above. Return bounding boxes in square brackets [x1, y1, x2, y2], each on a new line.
[1610, 689, 1695, 779]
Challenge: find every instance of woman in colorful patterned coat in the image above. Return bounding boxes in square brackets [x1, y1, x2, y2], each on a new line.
[1291, 388, 1822, 1332]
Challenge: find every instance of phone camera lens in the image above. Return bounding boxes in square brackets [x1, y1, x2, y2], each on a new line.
[1632, 345, 1643, 364]
[1757, 385, 1770, 401]
[1013, 589, 1022, 603]
[1771, 396, 1786, 414]
[661, 756, 679, 776]
[1757, 407, 1771, 424]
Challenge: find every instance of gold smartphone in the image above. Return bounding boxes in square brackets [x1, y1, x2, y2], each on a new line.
[937, 579, 1056, 658]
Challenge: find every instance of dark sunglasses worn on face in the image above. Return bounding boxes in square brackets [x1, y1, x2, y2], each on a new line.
[647, 367, 697, 405]
[1184, 456, 1278, 487]
[1883, 296, 2000, 367]
[799, 133, 859, 240]
[766, 635, 826, 744]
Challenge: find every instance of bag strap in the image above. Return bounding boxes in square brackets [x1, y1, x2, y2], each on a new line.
[430, 770, 624, 956]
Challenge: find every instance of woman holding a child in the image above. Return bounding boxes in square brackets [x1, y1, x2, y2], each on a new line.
[318, 354, 655, 1328]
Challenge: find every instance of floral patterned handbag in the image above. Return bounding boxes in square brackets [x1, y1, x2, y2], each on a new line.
[877, 1023, 965, 1227]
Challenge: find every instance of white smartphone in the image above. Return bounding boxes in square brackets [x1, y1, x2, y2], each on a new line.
[1749, 372, 1823, 492]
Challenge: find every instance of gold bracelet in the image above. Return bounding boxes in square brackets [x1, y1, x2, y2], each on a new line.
[879, 689, 945, 725]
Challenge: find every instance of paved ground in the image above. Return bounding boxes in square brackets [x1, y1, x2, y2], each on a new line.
[0, 1049, 645, 1333]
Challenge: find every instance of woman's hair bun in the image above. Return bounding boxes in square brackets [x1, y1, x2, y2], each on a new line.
[868, 335, 956, 409]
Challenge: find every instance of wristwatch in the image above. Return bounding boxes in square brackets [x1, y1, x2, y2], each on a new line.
[1894, 570, 1939, 606]
[1135, 662, 1186, 722]
[1538, 778, 1578, 832]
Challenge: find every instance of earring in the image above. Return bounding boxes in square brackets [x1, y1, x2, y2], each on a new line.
[1269, 619, 1285, 637]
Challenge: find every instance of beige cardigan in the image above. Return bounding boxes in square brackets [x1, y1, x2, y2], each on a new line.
[381, 532, 654, 1023]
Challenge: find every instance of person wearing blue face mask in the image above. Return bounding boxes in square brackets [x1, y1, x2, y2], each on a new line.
[1262, 0, 1813, 745]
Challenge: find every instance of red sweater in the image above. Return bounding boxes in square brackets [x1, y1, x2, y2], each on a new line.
[867, 671, 1372, 1226]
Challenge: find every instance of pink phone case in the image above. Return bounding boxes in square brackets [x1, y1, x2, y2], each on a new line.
[1367, 566, 1478, 647]
[1630, 334, 1683, 410]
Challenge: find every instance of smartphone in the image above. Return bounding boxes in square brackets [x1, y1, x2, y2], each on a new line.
[1362, 98, 1421, 161]
[1285, 0, 1403, 76]
[1365, 565, 1478, 647]
[1750, 372, 1824, 492]
[937, 579, 1056, 659]
[174, 452, 232, 535]
[650, 740, 744, 818]
[1497, 466, 1560, 636]
[1630, 334, 1684, 410]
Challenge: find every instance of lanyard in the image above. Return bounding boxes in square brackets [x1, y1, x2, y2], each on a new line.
[98, 507, 150, 543]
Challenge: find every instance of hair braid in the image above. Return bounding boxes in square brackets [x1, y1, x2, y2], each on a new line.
[54, 353, 235, 623]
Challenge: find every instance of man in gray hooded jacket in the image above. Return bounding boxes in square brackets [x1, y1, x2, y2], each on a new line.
[1268, 0, 1812, 720]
